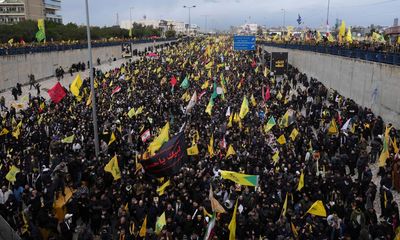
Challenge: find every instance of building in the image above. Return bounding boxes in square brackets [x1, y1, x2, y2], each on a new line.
[120, 19, 187, 34]
[0, 0, 62, 24]
[237, 23, 258, 35]
[385, 18, 400, 43]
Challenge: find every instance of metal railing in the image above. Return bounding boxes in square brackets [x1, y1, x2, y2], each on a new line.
[0, 38, 177, 56]
[259, 42, 400, 66]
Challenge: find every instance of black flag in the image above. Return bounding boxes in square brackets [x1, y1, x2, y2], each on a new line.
[141, 132, 187, 177]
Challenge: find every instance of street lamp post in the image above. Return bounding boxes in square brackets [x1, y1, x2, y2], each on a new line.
[84, 0, 100, 159]
[183, 5, 196, 35]
[326, 0, 331, 33]
[130, 7, 134, 38]
[281, 8, 286, 37]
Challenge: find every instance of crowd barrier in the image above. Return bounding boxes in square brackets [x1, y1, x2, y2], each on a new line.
[259, 42, 400, 66]
[0, 38, 177, 56]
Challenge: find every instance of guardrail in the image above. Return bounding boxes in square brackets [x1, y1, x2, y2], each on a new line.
[0, 38, 177, 56]
[259, 42, 400, 66]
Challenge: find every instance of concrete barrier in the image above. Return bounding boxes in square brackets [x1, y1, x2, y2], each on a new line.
[263, 46, 400, 128]
[0, 41, 173, 91]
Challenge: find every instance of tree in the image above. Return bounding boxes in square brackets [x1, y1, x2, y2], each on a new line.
[165, 30, 176, 38]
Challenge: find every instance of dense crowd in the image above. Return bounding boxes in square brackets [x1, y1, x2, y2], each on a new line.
[0, 36, 400, 240]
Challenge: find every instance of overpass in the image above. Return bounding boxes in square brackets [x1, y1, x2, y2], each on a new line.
[261, 43, 400, 128]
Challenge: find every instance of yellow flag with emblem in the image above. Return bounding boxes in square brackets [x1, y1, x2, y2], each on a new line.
[226, 145, 236, 158]
[0, 128, 9, 136]
[228, 199, 238, 240]
[148, 122, 170, 155]
[104, 155, 121, 180]
[306, 200, 327, 217]
[297, 170, 304, 191]
[187, 145, 199, 155]
[156, 180, 171, 196]
[290, 128, 299, 141]
[277, 134, 286, 145]
[6, 165, 20, 182]
[70, 74, 83, 99]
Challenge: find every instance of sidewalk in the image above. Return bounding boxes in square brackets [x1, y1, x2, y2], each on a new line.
[1, 57, 137, 108]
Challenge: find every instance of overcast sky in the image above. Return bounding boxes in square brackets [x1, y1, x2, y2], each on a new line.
[62, 0, 399, 30]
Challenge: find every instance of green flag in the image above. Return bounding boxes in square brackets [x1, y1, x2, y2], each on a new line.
[36, 19, 46, 42]
[180, 76, 190, 89]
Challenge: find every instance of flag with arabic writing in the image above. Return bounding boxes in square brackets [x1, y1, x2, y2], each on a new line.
[141, 132, 187, 177]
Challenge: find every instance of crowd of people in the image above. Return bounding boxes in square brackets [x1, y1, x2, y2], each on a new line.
[0, 36, 399, 240]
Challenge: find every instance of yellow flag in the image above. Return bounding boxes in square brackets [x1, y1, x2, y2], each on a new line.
[339, 20, 346, 42]
[239, 96, 249, 119]
[108, 132, 116, 145]
[272, 151, 280, 165]
[208, 134, 214, 157]
[228, 199, 238, 240]
[61, 134, 75, 143]
[290, 128, 299, 141]
[281, 193, 288, 216]
[139, 215, 147, 237]
[70, 74, 83, 98]
[227, 114, 233, 128]
[392, 137, 399, 154]
[328, 118, 338, 135]
[128, 107, 136, 118]
[346, 27, 353, 43]
[104, 155, 121, 180]
[226, 144, 236, 158]
[6, 165, 20, 182]
[155, 212, 166, 235]
[327, 34, 335, 43]
[40, 102, 45, 110]
[297, 170, 304, 191]
[148, 122, 170, 155]
[156, 180, 171, 196]
[250, 94, 257, 107]
[187, 145, 199, 155]
[306, 200, 327, 217]
[291, 222, 299, 238]
[277, 134, 286, 145]
[201, 80, 209, 90]
[220, 170, 259, 186]
[205, 100, 213, 116]
[0, 128, 9, 136]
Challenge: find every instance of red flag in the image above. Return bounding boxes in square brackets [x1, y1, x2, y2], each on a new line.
[265, 86, 271, 101]
[141, 129, 151, 142]
[251, 59, 257, 68]
[47, 82, 66, 104]
[111, 86, 121, 95]
[170, 76, 177, 87]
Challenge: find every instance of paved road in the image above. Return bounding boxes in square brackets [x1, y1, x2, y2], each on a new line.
[0, 57, 138, 108]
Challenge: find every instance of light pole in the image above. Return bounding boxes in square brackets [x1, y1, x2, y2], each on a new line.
[130, 7, 134, 38]
[201, 14, 210, 33]
[281, 8, 286, 37]
[183, 5, 196, 35]
[326, 0, 331, 33]
[85, 0, 100, 159]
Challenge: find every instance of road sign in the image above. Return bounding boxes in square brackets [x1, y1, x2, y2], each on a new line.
[233, 35, 256, 51]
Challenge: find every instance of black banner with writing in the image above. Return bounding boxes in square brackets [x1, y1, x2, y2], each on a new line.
[270, 52, 288, 76]
[141, 132, 187, 177]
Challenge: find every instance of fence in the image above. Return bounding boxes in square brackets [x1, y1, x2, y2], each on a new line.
[259, 42, 400, 66]
[0, 38, 177, 56]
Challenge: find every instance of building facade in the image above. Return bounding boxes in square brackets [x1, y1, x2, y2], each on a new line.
[0, 0, 61, 24]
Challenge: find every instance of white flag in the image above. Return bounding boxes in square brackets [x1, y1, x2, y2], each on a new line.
[341, 118, 351, 131]
[226, 106, 231, 117]
[185, 91, 197, 113]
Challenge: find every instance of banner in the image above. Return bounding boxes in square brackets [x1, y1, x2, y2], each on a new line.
[141, 132, 187, 177]
[48, 82, 66, 103]
[270, 52, 288, 75]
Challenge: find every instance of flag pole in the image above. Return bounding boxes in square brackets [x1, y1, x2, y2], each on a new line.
[85, 0, 100, 159]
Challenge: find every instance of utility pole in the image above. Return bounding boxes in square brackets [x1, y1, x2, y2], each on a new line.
[129, 7, 134, 38]
[85, 0, 100, 159]
[326, 0, 331, 33]
[201, 14, 210, 33]
[281, 9, 286, 36]
[183, 5, 196, 35]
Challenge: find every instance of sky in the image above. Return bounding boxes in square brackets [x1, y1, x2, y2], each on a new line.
[62, 0, 400, 30]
